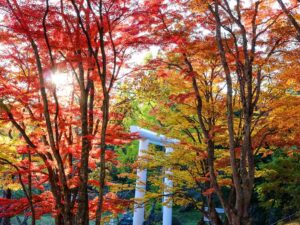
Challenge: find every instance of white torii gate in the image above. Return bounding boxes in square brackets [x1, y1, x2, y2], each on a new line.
[130, 126, 179, 225]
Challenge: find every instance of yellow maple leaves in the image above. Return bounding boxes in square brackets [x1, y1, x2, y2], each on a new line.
[0, 125, 22, 191]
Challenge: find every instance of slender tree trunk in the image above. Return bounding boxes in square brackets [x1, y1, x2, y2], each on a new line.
[31, 40, 73, 225]
[2, 189, 12, 225]
[207, 2, 255, 224]
[95, 93, 109, 225]
[95, 1, 110, 223]
[77, 88, 90, 225]
[208, 197, 223, 225]
[55, 214, 64, 225]
[28, 149, 36, 225]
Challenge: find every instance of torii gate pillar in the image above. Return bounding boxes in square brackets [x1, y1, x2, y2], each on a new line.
[132, 139, 149, 225]
[162, 146, 173, 225]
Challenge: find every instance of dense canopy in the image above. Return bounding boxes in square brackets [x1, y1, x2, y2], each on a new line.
[0, 0, 300, 225]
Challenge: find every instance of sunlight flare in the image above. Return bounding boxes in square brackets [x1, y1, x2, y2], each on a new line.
[50, 71, 73, 98]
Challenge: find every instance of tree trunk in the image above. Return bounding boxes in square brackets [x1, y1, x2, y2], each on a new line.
[208, 197, 223, 225]
[28, 150, 36, 225]
[77, 89, 90, 225]
[55, 214, 64, 225]
[3, 189, 11, 225]
[95, 93, 110, 225]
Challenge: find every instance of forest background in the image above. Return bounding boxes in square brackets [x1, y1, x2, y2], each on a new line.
[0, 0, 300, 225]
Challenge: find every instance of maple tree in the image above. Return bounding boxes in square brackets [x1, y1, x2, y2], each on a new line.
[203, 2, 283, 223]
[0, 0, 146, 225]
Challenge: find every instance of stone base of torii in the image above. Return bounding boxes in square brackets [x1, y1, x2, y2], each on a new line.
[130, 126, 179, 225]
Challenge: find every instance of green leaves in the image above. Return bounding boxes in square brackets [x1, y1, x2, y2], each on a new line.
[257, 151, 300, 212]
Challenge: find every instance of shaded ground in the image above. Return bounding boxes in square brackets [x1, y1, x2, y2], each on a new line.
[172, 207, 202, 225]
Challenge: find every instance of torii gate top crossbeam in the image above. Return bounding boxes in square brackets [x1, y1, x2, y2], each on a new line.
[130, 126, 179, 146]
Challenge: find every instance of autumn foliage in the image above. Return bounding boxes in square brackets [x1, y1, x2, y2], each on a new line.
[0, 0, 300, 225]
